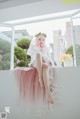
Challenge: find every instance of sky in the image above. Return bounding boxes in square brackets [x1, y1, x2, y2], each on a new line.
[0, 17, 79, 44]
[14, 18, 70, 43]
[0, 9, 80, 44]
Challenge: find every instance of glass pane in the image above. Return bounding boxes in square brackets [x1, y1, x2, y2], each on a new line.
[14, 18, 75, 68]
[53, 18, 73, 67]
[72, 16, 80, 66]
[0, 26, 11, 70]
[14, 22, 54, 68]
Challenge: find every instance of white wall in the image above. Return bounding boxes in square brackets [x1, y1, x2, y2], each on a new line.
[0, 0, 80, 22]
[0, 67, 80, 119]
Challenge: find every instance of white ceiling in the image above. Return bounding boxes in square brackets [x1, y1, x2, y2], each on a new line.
[0, 0, 43, 9]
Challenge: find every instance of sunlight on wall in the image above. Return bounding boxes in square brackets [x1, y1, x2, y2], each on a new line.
[62, 0, 80, 4]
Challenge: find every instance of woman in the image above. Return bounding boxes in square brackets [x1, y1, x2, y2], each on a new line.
[27, 32, 54, 104]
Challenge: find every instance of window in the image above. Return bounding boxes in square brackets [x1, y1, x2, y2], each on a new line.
[0, 9, 80, 69]
[0, 26, 12, 70]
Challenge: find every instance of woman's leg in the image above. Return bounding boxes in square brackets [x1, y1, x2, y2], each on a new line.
[36, 53, 53, 103]
[42, 63, 54, 104]
[36, 53, 44, 88]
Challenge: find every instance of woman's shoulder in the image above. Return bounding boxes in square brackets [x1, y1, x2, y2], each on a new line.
[45, 44, 52, 53]
[44, 44, 50, 49]
[29, 43, 38, 49]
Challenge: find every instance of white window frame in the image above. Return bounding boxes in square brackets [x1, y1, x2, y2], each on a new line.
[0, 9, 80, 69]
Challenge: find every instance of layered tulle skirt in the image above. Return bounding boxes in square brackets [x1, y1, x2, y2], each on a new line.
[14, 66, 59, 116]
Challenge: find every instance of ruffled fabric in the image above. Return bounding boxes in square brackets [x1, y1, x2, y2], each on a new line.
[27, 40, 53, 67]
[14, 66, 58, 116]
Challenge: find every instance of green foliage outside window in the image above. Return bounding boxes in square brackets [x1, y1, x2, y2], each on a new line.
[65, 44, 80, 66]
[0, 39, 11, 70]
[14, 38, 31, 68]
[17, 38, 31, 51]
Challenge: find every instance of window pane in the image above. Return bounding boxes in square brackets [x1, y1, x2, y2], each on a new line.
[53, 19, 73, 67]
[0, 26, 11, 70]
[72, 16, 80, 66]
[14, 18, 75, 68]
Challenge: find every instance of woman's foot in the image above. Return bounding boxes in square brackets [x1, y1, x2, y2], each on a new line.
[47, 98, 54, 104]
[47, 94, 54, 104]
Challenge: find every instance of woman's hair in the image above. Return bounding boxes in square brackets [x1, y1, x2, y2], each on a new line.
[35, 32, 47, 37]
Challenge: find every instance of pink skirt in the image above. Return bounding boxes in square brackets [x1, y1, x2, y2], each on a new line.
[15, 67, 45, 101]
[14, 67, 56, 115]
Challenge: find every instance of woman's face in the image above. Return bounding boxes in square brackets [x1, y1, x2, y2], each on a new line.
[36, 34, 46, 47]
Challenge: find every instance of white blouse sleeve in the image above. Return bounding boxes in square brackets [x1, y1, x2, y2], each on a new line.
[27, 44, 35, 56]
[27, 37, 39, 57]
[48, 44, 53, 53]
[27, 44, 39, 61]
[45, 45, 53, 64]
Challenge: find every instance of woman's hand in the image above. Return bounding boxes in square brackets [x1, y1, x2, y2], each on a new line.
[28, 63, 33, 67]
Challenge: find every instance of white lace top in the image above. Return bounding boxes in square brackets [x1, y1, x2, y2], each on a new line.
[27, 43, 53, 66]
